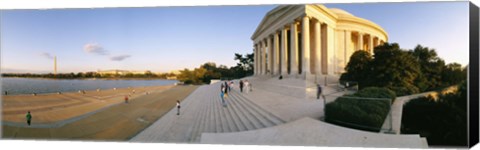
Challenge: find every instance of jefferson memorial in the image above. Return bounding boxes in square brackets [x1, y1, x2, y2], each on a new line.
[252, 4, 388, 83]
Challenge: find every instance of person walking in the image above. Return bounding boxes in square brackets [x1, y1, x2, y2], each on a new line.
[220, 90, 226, 107]
[124, 95, 129, 103]
[26, 111, 32, 126]
[317, 84, 323, 100]
[244, 80, 249, 93]
[176, 100, 181, 115]
[239, 80, 244, 93]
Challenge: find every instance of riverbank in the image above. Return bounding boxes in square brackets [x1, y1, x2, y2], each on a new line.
[2, 85, 198, 141]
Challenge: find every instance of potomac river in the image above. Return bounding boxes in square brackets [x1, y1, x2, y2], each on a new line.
[1, 77, 178, 95]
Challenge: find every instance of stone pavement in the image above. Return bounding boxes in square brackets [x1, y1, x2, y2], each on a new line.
[201, 117, 428, 148]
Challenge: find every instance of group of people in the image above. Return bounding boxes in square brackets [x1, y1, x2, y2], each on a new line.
[218, 80, 254, 107]
[238, 79, 252, 93]
[220, 81, 230, 107]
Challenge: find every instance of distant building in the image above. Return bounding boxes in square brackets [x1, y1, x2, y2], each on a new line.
[166, 70, 181, 80]
[96, 69, 151, 76]
[169, 70, 181, 75]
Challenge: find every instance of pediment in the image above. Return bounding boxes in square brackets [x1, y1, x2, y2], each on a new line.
[251, 5, 305, 40]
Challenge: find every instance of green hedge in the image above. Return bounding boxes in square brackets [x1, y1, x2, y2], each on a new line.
[325, 87, 395, 132]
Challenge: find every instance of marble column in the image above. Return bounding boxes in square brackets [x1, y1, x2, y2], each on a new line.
[345, 30, 352, 65]
[358, 32, 364, 51]
[262, 40, 267, 75]
[280, 28, 288, 75]
[254, 44, 257, 75]
[301, 16, 311, 75]
[266, 36, 272, 75]
[290, 22, 299, 75]
[314, 20, 322, 75]
[273, 32, 280, 75]
[368, 35, 374, 53]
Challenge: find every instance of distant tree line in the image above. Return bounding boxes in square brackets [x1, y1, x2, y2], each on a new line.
[176, 52, 254, 84]
[2, 71, 176, 79]
[340, 43, 467, 96]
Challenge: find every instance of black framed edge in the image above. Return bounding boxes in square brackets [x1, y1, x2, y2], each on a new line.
[469, 1, 480, 148]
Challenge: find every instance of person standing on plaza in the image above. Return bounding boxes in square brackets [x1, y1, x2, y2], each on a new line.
[26, 111, 32, 126]
[317, 84, 323, 100]
[244, 80, 249, 93]
[176, 100, 181, 115]
[239, 80, 244, 93]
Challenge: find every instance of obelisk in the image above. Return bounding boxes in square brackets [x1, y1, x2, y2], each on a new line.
[54, 56, 57, 75]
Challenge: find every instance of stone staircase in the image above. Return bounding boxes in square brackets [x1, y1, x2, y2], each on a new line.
[130, 82, 285, 143]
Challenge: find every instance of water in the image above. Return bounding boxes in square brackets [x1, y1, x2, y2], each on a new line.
[1, 77, 178, 95]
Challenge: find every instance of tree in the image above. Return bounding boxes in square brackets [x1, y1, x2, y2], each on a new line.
[340, 50, 373, 89]
[340, 43, 422, 96]
[233, 52, 254, 77]
[409, 45, 445, 91]
[369, 43, 422, 95]
[177, 69, 194, 84]
[441, 63, 466, 86]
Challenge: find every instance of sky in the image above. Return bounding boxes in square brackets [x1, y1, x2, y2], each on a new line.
[0, 1, 470, 74]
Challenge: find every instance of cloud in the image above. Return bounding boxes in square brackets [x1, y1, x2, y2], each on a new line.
[83, 43, 108, 55]
[40, 52, 55, 60]
[110, 55, 131, 61]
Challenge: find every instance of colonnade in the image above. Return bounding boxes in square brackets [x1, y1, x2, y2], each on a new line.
[253, 15, 385, 76]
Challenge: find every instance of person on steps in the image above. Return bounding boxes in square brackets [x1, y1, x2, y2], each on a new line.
[317, 84, 323, 100]
[239, 80, 244, 93]
[224, 82, 229, 98]
[220, 90, 226, 107]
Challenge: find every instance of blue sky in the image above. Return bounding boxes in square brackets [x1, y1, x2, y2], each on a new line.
[0, 2, 469, 73]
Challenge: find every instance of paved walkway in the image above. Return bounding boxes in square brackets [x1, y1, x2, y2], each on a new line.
[2, 85, 173, 124]
[2, 86, 198, 141]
